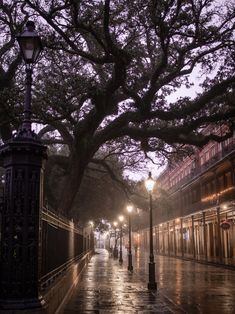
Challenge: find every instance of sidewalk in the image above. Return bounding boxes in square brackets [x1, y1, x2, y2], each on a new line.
[62, 248, 235, 313]
[62, 249, 185, 314]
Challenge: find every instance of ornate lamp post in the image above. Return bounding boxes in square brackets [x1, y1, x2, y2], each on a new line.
[118, 215, 124, 264]
[113, 221, 118, 258]
[145, 172, 157, 290]
[127, 204, 133, 271]
[0, 21, 47, 311]
[17, 20, 43, 137]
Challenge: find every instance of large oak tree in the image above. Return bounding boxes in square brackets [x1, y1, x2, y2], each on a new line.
[0, 0, 234, 216]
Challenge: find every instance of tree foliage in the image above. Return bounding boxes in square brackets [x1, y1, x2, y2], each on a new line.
[0, 0, 234, 215]
[44, 144, 133, 221]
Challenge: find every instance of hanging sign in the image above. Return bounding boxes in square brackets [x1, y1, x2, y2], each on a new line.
[220, 220, 231, 230]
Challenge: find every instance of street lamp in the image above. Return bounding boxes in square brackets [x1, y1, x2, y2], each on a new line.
[0, 21, 47, 310]
[16, 21, 43, 136]
[113, 221, 118, 258]
[145, 172, 157, 290]
[118, 215, 124, 264]
[127, 204, 133, 271]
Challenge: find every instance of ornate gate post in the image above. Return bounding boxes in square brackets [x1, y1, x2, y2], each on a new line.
[0, 138, 47, 312]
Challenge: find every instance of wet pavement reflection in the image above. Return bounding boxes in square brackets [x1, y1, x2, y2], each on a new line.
[63, 249, 235, 313]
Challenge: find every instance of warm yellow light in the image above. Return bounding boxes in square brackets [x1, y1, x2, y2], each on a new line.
[89, 220, 94, 227]
[201, 187, 235, 203]
[127, 204, 133, 213]
[113, 221, 118, 227]
[145, 172, 155, 193]
[119, 215, 124, 222]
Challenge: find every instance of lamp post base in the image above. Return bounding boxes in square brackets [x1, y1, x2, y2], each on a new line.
[148, 262, 157, 290]
[128, 253, 133, 271]
[148, 282, 157, 290]
[113, 247, 118, 259]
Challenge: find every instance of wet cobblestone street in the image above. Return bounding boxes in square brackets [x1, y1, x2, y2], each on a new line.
[63, 249, 235, 314]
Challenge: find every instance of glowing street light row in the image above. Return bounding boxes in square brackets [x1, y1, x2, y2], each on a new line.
[89, 173, 157, 289]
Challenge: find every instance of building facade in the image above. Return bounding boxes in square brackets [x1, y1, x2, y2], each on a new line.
[137, 126, 235, 267]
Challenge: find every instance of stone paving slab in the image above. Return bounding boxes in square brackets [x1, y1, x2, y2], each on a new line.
[63, 248, 235, 313]
[62, 250, 185, 314]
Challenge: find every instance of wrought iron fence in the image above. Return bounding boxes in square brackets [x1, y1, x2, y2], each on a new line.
[40, 207, 91, 290]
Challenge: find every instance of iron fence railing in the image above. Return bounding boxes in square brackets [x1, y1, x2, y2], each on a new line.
[40, 207, 92, 290]
[169, 141, 235, 194]
[40, 251, 87, 290]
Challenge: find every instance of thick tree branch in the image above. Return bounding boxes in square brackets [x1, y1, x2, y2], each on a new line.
[37, 125, 56, 139]
[25, 0, 113, 64]
[91, 158, 132, 197]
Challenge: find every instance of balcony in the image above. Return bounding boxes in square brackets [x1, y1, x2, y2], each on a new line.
[169, 141, 235, 194]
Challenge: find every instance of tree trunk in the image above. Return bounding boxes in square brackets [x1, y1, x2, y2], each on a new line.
[58, 157, 86, 217]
